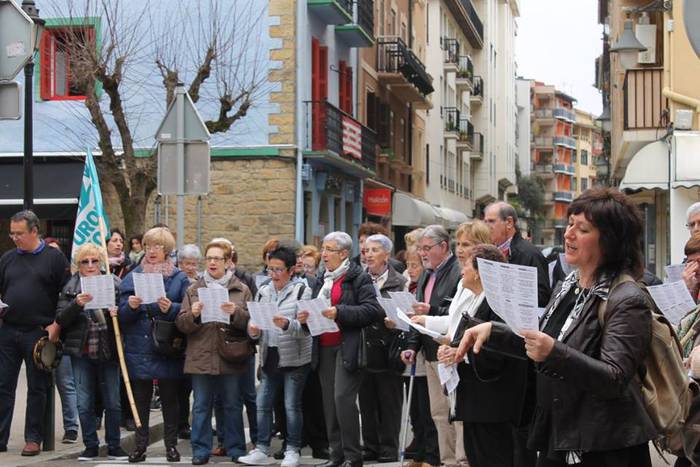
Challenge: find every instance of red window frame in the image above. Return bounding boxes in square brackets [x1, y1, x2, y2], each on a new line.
[39, 27, 95, 101]
[311, 37, 328, 151]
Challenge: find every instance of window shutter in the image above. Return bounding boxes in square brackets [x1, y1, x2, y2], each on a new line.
[338, 61, 346, 113]
[39, 30, 52, 100]
[344, 66, 353, 115]
[312, 38, 322, 150]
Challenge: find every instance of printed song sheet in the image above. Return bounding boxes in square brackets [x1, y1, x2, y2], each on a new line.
[397, 308, 442, 340]
[438, 362, 460, 393]
[247, 302, 278, 331]
[476, 258, 539, 334]
[664, 264, 685, 284]
[377, 297, 410, 332]
[298, 298, 339, 336]
[132, 273, 167, 304]
[80, 275, 116, 310]
[0, 298, 7, 308]
[388, 291, 418, 315]
[647, 280, 696, 325]
[198, 286, 231, 324]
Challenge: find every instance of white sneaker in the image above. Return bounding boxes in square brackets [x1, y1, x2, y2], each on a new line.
[281, 450, 300, 467]
[238, 448, 276, 465]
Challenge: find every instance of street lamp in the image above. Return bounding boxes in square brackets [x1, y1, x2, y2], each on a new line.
[595, 155, 610, 186]
[596, 102, 611, 132]
[609, 18, 646, 70]
[20, 0, 45, 211]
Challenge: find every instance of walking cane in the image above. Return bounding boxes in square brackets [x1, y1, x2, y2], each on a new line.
[399, 362, 417, 467]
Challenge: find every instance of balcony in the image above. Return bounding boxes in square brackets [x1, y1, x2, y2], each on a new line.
[470, 76, 483, 105]
[444, 0, 483, 49]
[469, 132, 484, 160]
[533, 136, 553, 147]
[554, 191, 573, 203]
[455, 55, 473, 90]
[442, 38, 460, 73]
[533, 108, 553, 120]
[304, 100, 376, 176]
[307, 0, 352, 25]
[335, 0, 374, 47]
[553, 163, 575, 175]
[553, 108, 576, 123]
[376, 36, 434, 109]
[553, 135, 576, 149]
[443, 107, 460, 138]
[534, 163, 554, 179]
[456, 118, 474, 150]
[623, 68, 666, 131]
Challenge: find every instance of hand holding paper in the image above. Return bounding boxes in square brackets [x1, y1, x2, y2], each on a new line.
[133, 273, 167, 304]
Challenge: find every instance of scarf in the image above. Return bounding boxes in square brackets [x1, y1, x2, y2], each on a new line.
[142, 257, 176, 277]
[677, 305, 700, 357]
[319, 258, 350, 303]
[109, 252, 125, 267]
[129, 250, 144, 264]
[203, 269, 233, 288]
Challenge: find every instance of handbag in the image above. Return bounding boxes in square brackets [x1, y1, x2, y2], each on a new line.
[151, 319, 186, 357]
[387, 331, 408, 374]
[360, 324, 391, 373]
[216, 326, 253, 363]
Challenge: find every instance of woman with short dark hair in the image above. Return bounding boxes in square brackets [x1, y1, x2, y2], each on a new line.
[456, 187, 656, 467]
[108, 229, 132, 279]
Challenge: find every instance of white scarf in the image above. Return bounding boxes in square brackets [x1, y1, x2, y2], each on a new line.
[319, 258, 350, 303]
[203, 269, 233, 288]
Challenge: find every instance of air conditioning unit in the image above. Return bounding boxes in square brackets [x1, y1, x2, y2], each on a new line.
[636, 13, 656, 64]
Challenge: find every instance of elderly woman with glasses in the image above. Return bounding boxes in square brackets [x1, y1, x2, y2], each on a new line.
[310, 232, 381, 467]
[118, 227, 191, 463]
[357, 233, 407, 463]
[55, 244, 128, 461]
[178, 244, 202, 284]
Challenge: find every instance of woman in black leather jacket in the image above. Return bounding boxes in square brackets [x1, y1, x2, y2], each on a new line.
[56, 244, 126, 461]
[455, 187, 656, 467]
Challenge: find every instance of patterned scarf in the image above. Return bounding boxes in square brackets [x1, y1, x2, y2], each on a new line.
[319, 258, 350, 303]
[677, 305, 700, 358]
[203, 269, 233, 288]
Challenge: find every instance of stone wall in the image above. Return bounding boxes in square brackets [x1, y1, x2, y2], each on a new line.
[268, 0, 296, 145]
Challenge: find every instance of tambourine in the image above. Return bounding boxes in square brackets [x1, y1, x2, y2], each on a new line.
[33, 336, 63, 372]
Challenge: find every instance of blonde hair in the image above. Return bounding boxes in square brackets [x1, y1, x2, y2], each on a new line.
[405, 245, 421, 263]
[142, 227, 176, 255]
[455, 220, 491, 245]
[404, 228, 424, 249]
[301, 245, 321, 267]
[205, 240, 233, 260]
[74, 243, 105, 267]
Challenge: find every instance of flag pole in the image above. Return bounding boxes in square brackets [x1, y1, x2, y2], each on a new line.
[99, 217, 142, 429]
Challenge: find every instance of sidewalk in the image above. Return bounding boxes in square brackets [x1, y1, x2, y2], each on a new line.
[1, 363, 164, 466]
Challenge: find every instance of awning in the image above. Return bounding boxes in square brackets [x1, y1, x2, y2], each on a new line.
[673, 132, 700, 188]
[619, 140, 669, 191]
[436, 207, 469, 230]
[392, 192, 440, 227]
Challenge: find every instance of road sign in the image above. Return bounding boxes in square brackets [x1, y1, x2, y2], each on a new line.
[0, 0, 35, 81]
[686, 0, 700, 59]
[0, 80, 20, 119]
[156, 88, 210, 143]
[157, 141, 210, 195]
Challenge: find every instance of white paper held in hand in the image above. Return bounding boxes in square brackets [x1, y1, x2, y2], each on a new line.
[388, 291, 418, 316]
[247, 302, 278, 331]
[437, 362, 460, 393]
[132, 273, 167, 304]
[646, 280, 697, 326]
[297, 297, 338, 336]
[664, 264, 685, 284]
[80, 275, 116, 310]
[198, 286, 230, 324]
[476, 258, 539, 334]
[378, 297, 410, 332]
[396, 308, 442, 340]
[0, 298, 7, 308]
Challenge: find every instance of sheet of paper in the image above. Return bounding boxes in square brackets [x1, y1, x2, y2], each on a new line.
[378, 297, 410, 332]
[132, 272, 167, 304]
[198, 286, 231, 324]
[647, 280, 697, 325]
[297, 297, 339, 336]
[0, 298, 7, 308]
[80, 275, 116, 310]
[438, 363, 460, 393]
[397, 308, 443, 340]
[388, 291, 418, 315]
[665, 264, 685, 284]
[247, 302, 278, 331]
[476, 258, 540, 334]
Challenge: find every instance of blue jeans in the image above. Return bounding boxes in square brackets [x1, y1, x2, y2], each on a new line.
[240, 354, 258, 444]
[191, 374, 246, 459]
[256, 359, 310, 454]
[55, 355, 79, 433]
[71, 357, 121, 449]
[0, 324, 51, 446]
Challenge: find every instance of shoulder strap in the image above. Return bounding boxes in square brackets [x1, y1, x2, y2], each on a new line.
[596, 273, 637, 325]
[296, 283, 306, 300]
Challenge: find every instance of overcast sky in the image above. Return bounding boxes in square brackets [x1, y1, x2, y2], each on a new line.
[516, 0, 603, 115]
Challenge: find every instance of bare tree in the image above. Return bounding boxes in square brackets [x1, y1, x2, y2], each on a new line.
[44, 0, 270, 235]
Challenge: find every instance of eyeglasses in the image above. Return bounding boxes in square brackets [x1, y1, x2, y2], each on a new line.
[269, 267, 288, 274]
[321, 247, 343, 253]
[205, 256, 225, 262]
[9, 231, 27, 239]
[79, 259, 100, 266]
[144, 245, 164, 252]
[419, 243, 442, 253]
[687, 221, 700, 229]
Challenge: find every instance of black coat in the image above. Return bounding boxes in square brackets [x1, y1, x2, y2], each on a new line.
[509, 234, 551, 308]
[55, 273, 121, 361]
[450, 299, 529, 424]
[407, 254, 462, 361]
[487, 279, 656, 452]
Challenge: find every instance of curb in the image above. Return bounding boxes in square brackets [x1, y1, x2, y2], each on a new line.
[57, 420, 165, 460]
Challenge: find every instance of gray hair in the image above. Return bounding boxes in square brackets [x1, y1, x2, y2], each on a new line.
[365, 234, 393, 253]
[687, 202, 700, 221]
[419, 224, 450, 246]
[323, 231, 353, 252]
[487, 201, 519, 226]
[178, 244, 202, 260]
[10, 210, 40, 233]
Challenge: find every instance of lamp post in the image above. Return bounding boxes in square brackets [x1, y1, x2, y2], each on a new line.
[21, 0, 44, 211]
[609, 18, 646, 70]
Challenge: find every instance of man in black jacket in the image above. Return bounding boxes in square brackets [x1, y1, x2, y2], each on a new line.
[401, 225, 461, 467]
[484, 202, 551, 467]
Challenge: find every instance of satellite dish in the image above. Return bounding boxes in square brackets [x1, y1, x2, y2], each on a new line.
[685, 0, 700, 58]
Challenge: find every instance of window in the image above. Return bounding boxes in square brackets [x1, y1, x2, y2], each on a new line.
[581, 150, 588, 165]
[581, 178, 588, 190]
[40, 25, 96, 101]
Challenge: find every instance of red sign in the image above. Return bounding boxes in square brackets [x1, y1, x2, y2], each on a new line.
[363, 188, 392, 216]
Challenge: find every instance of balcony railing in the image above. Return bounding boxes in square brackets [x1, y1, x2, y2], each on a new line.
[458, 117, 474, 144]
[376, 36, 434, 95]
[553, 108, 576, 123]
[305, 100, 376, 172]
[553, 135, 576, 149]
[357, 0, 373, 41]
[533, 109, 553, 119]
[442, 38, 460, 67]
[553, 163, 575, 175]
[444, 107, 460, 132]
[623, 67, 666, 130]
[307, 0, 353, 25]
[471, 76, 483, 99]
[554, 191, 573, 202]
[457, 55, 474, 82]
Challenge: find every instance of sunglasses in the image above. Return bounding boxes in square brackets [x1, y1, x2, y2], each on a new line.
[79, 259, 100, 266]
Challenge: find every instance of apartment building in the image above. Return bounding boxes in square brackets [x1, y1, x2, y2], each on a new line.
[572, 109, 602, 197]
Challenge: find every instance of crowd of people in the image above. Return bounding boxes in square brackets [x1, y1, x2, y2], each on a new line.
[2, 186, 700, 467]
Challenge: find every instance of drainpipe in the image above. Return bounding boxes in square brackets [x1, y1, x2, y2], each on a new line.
[295, 0, 306, 242]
